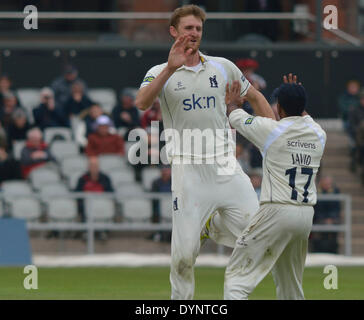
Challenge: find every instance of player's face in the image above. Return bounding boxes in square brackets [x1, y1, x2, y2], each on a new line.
[174, 15, 203, 53]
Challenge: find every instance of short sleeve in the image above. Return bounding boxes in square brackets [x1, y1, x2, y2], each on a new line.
[229, 109, 276, 151]
[139, 64, 164, 89]
[225, 59, 251, 97]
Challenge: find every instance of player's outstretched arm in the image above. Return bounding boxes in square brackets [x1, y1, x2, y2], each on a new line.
[135, 36, 193, 111]
[245, 85, 276, 120]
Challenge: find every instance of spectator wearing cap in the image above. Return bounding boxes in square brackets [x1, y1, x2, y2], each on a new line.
[62, 80, 93, 123]
[0, 92, 25, 130]
[20, 127, 55, 178]
[51, 64, 88, 107]
[111, 88, 141, 139]
[235, 58, 266, 91]
[33, 87, 68, 131]
[85, 115, 125, 157]
[7, 108, 31, 152]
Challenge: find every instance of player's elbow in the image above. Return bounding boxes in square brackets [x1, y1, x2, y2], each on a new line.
[134, 96, 149, 111]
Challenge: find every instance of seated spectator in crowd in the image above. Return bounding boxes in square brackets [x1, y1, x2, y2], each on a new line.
[75, 103, 105, 148]
[7, 108, 31, 152]
[235, 58, 267, 92]
[74, 156, 113, 240]
[51, 64, 88, 107]
[141, 98, 163, 129]
[111, 88, 140, 139]
[33, 87, 68, 130]
[0, 123, 7, 149]
[85, 115, 125, 157]
[338, 80, 360, 136]
[0, 91, 23, 130]
[0, 74, 20, 108]
[0, 146, 21, 184]
[348, 89, 364, 172]
[20, 127, 54, 178]
[62, 80, 93, 123]
[311, 176, 341, 254]
[150, 166, 172, 242]
[236, 142, 251, 174]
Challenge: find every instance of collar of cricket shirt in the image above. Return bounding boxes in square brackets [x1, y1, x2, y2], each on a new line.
[177, 51, 208, 71]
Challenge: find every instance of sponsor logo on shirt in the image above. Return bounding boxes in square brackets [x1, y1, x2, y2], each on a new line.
[173, 197, 179, 211]
[287, 140, 316, 149]
[183, 94, 216, 111]
[209, 75, 218, 88]
[142, 75, 155, 84]
[241, 74, 246, 82]
[174, 81, 186, 91]
[245, 117, 254, 125]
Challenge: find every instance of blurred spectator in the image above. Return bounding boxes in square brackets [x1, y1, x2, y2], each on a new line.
[20, 127, 54, 178]
[0, 92, 23, 130]
[0, 124, 7, 149]
[150, 166, 172, 242]
[0, 146, 21, 184]
[111, 88, 140, 139]
[62, 80, 93, 122]
[0, 74, 20, 108]
[245, 0, 281, 42]
[249, 144, 263, 169]
[338, 80, 360, 135]
[235, 58, 266, 91]
[33, 87, 68, 130]
[75, 156, 113, 240]
[7, 108, 31, 152]
[236, 142, 251, 174]
[141, 98, 162, 129]
[75, 103, 105, 148]
[51, 64, 88, 107]
[249, 170, 262, 199]
[311, 176, 341, 254]
[85, 115, 125, 157]
[348, 89, 364, 172]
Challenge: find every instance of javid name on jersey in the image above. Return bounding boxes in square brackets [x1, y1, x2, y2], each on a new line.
[135, 304, 169, 318]
[291, 153, 311, 166]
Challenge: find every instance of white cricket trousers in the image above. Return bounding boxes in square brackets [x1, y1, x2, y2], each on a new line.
[169, 160, 259, 300]
[224, 203, 314, 300]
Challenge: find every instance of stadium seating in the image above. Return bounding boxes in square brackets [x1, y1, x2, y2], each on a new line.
[98, 154, 128, 172]
[67, 170, 85, 190]
[115, 183, 144, 197]
[88, 88, 117, 114]
[2, 180, 33, 199]
[141, 167, 161, 191]
[60, 155, 88, 179]
[47, 198, 78, 222]
[39, 182, 69, 201]
[44, 127, 73, 144]
[85, 197, 115, 222]
[29, 167, 61, 190]
[12, 140, 25, 160]
[109, 169, 135, 189]
[50, 140, 80, 162]
[9, 197, 42, 222]
[17, 88, 41, 123]
[122, 199, 152, 222]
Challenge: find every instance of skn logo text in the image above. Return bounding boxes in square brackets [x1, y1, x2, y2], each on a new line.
[183, 94, 216, 111]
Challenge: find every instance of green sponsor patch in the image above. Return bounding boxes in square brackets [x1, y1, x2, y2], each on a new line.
[142, 76, 155, 84]
[245, 117, 254, 124]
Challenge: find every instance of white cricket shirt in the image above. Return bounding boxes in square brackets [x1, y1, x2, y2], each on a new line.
[229, 109, 326, 206]
[140, 52, 251, 163]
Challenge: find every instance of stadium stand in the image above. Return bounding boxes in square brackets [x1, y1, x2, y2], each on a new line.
[47, 198, 78, 222]
[88, 88, 117, 114]
[44, 127, 73, 144]
[9, 196, 42, 222]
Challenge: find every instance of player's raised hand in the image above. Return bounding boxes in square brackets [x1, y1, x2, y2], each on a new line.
[225, 80, 243, 106]
[167, 35, 193, 72]
[283, 73, 302, 85]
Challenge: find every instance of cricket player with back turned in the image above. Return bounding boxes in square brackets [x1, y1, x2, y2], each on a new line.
[135, 5, 275, 299]
[224, 75, 326, 299]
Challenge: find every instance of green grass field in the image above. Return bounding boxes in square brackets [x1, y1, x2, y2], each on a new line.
[0, 266, 363, 300]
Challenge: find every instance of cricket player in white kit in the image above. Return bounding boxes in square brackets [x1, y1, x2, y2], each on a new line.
[135, 5, 275, 300]
[224, 76, 326, 300]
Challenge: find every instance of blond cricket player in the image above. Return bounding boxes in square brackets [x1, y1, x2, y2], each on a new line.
[135, 5, 276, 300]
[224, 76, 326, 299]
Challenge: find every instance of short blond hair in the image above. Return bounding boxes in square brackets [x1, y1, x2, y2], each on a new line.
[169, 5, 206, 29]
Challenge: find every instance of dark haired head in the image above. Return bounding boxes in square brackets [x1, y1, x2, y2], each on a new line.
[277, 83, 307, 117]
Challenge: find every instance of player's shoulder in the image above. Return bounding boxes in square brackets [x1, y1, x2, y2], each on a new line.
[146, 62, 167, 75]
[303, 115, 327, 136]
[203, 54, 237, 69]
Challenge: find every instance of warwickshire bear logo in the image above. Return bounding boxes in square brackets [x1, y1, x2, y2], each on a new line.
[209, 75, 218, 88]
